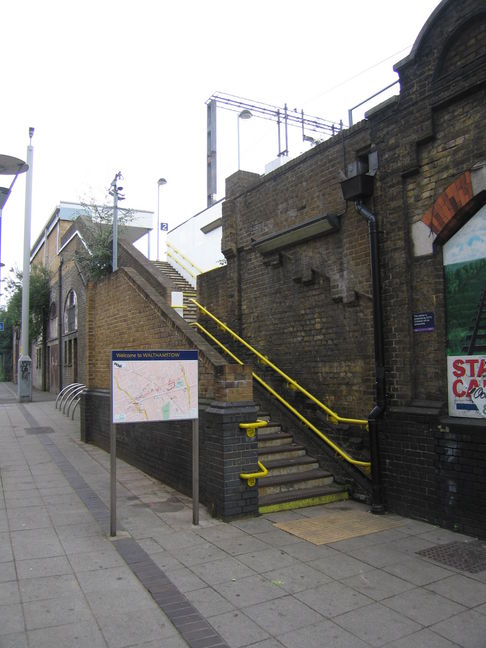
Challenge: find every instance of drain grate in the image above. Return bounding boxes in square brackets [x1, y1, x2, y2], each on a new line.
[417, 540, 486, 573]
[25, 427, 55, 435]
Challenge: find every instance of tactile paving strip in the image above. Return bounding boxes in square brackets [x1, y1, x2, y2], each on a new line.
[417, 540, 486, 573]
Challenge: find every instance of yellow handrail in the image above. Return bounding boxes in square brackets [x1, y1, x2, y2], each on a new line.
[167, 251, 197, 280]
[167, 241, 205, 275]
[191, 299, 368, 429]
[240, 420, 269, 438]
[193, 321, 371, 475]
[239, 420, 269, 486]
[240, 461, 268, 487]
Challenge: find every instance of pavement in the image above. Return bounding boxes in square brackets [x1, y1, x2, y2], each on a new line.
[1, 381, 486, 648]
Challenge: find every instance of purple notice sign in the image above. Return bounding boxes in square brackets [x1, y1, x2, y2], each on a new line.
[413, 312, 435, 332]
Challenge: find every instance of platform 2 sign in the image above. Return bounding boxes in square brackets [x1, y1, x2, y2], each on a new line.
[447, 355, 486, 418]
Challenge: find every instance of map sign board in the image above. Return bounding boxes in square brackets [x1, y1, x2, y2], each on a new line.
[111, 350, 198, 423]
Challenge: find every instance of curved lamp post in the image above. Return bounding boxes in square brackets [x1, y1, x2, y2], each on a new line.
[0, 153, 29, 291]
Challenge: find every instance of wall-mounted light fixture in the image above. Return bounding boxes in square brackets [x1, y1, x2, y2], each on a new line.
[253, 213, 340, 255]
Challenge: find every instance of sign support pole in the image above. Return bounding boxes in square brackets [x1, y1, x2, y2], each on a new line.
[192, 419, 199, 526]
[110, 369, 117, 537]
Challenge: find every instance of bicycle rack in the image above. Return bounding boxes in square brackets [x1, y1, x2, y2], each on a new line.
[55, 383, 86, 419]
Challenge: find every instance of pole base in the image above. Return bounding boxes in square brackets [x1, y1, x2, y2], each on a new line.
[371, 502, 386, 515]
[17, 355, 32, 402]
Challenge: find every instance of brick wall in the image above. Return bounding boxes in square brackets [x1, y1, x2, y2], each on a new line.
[198, 0, 486, 537]
[381, 412, 486, 538]
[82, 266, 261, 519]
[200, 122, 375, 421]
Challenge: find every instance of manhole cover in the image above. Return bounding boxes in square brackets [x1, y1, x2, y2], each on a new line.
[417, 540, 486, 573]
[25, 427, 55, 435]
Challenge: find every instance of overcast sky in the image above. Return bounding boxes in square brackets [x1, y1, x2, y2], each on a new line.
[0, 0, 441, 289]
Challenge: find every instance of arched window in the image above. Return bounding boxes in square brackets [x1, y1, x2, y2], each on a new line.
[63, 290, 78, 334]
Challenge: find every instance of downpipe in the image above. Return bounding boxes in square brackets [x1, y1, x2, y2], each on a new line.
[355, 201, 386, 514]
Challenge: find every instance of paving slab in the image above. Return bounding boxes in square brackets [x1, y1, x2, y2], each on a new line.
[244, 595, 323, 635]
[334, 602, 422, 647]
[425, 572, 486, 607]
[296, 580, 373, 618]
[340, 567, 415, 601]
[430, 608, 486, 648]
[278, 618, 368, 648]
[2, 385, 486, 648]
[382, 586, 466, 625]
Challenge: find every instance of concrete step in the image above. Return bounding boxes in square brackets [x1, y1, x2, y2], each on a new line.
[258, 432, 294, 448]
[258, 468, 334, 496]
[258, 423, 283, 436]
[258, 484, 349, 514]
[263, 455, 319, 477]
[258, 444, 307, 462]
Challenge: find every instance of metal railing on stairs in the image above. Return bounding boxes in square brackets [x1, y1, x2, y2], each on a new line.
[166, 242, 202, 282]
[55, 383, 86, 419]
[167, 241, 223, 280]
[239, 420, 269, 486]
[190, 299, 371, 475]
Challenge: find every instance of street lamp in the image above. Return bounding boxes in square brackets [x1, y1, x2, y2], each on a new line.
[109, 172, 125, 272]
[18, 128, 35, 402]
[237, 109, 252, 170]
[0, 154, 29, 296]
[156, 177, 167, 261]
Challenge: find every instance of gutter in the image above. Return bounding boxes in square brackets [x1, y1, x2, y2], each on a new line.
[355, 201, 386, 514]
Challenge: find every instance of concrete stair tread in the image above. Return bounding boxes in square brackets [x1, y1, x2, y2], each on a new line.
[260, 467, 332, 487]
[258, 483, 347, 508]
[258, 431, 293, 443]
[264, 455, 318, 470]
[258, 443, 306, 455]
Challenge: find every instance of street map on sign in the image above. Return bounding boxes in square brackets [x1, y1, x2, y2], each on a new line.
[112, 350, 198, 423]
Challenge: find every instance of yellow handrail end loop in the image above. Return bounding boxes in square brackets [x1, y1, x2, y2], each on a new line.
[240, 420, 268, 438]
[240, 460, 268, 485]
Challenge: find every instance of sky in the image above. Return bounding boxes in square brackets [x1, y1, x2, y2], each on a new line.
[0, 0, 442, 294]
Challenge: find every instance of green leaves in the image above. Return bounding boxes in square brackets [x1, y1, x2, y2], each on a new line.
[74, 200, 134, 282]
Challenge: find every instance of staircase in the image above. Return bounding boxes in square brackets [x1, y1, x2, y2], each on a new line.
[257, 418, 349, 514]
[149, 264, 353, 511]
[151, 261, 198, 323]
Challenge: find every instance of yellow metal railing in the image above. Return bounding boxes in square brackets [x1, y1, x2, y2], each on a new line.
[191, 299, 368, 429]
[240, 461, 269, 487]
[167, 252, 197, 281]
[167, 242, 203, 279]
[192, 320, 371, 475]
[239, 421, 269, 486]
[167, 241, 223, 278]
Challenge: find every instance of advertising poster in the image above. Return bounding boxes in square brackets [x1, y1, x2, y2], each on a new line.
[444, 206, 486, 418]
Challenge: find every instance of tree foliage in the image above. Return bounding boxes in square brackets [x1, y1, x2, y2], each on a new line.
[74, 200, 134, 282]
[3, 264, 52, 342]
[0, 265, 51, 379]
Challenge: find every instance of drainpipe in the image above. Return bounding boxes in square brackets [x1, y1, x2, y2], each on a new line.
[355, 201, 386, 514]
[58, 256, 63, 393]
